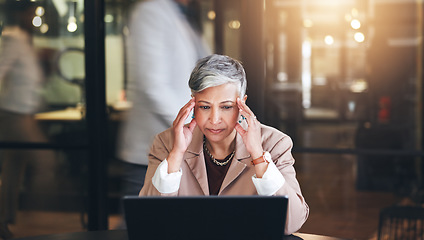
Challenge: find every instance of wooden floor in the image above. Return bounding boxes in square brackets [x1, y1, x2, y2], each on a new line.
[5, 122, 405, 240]
[294, 153, 400, 240]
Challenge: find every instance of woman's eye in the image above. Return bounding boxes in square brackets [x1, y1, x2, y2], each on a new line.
[199, 106, 210, 110]
[222, 106, 233, 110]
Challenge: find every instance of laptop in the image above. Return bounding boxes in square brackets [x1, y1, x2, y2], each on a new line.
[123, 195, 288, 240]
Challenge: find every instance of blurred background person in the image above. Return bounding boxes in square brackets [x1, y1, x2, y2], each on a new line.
[116, 0, 211, 223]
[0, 1, 55, 239]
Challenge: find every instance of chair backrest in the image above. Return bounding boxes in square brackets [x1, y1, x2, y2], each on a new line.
[378, 205, 424, 240]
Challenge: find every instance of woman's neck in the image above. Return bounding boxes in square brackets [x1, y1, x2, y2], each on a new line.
[205, 130, 236, 159]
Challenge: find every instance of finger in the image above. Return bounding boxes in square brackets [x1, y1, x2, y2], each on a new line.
[188, 118, 197, 132]
[174, 100, 195, 127]
[179, 101, 195, 124]
[180, 98, 195, 115]
[175, 99, 193, 122]
[238, 111, 257, 128]
[237, 98, 256, 120]
[235, 123, 246, 136]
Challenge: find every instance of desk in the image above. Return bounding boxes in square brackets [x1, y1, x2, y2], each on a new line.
[35, 107, 84, 121]
[12, 230, 349, 240]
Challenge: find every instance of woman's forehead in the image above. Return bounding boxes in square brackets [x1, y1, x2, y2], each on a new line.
[194, 84, 239, 102]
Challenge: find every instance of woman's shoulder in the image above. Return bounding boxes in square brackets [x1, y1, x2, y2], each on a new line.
[260, 123, 289, 138]
[155, 126, 174, 142]
[260, 124, 293, 146]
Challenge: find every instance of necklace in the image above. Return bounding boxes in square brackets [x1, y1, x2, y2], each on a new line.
[203, 139, 235, 166]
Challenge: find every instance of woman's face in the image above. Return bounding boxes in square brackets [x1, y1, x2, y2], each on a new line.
[194, 83, 240, 144]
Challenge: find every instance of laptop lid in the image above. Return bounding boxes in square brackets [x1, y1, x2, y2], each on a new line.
[123, 195, 288, 240]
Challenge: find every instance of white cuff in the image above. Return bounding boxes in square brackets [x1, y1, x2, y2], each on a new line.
[252, 161, 285, 196]
[152, 159, 182, 194]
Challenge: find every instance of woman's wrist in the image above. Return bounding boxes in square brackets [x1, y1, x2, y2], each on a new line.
[167, 150, 184, 173]
[254, 161, 268, 178]
[250, 147, 264, 160]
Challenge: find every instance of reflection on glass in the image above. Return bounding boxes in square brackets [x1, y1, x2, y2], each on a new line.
[0, 1, 59, 238]
[0, 0, 88, 238]
[266, 0, 422, 238]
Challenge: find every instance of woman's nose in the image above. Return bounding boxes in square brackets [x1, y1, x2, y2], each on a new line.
[210, 109, 221, 124]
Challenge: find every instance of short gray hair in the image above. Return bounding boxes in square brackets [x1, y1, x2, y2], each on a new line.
[188, 54, 247, 97]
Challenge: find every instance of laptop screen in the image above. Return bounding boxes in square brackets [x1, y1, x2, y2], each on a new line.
[123, 195, 288, 240]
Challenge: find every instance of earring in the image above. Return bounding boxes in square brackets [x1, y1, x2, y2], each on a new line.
[238, 115, 246, 123]
[192, 113, 195, 119]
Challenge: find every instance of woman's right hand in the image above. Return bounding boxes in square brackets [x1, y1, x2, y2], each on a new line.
[167, 97, 197, 173]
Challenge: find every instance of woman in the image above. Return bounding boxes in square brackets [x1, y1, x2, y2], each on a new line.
[139, 54, 309, 234]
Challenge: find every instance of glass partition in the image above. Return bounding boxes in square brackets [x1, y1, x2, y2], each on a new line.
[263, 0, 423, 238]
[0, 0, 88, 238]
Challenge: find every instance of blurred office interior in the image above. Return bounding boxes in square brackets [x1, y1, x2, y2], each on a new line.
[0, 0, 423, 239]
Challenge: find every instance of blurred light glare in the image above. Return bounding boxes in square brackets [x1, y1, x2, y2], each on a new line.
[344, 14, 352, 22]
[104, 14, 114, 23]
[123, 26, 129, 36]
[354, 32, 365, 42]
[302, 40, 311, 58]
[35, 6, 45, 16]
[303, 19, 313, 28]
[68, 16, 77, 23]
[324, 35, 334, 45]
[350, 79, 368, 92]
[67, 22, 78, 32]
[40, 23, 49, 33]
[301, 40, 312, 109]
[32, 16, 42, 27]
[351, 8, 359, 17]
[277, 72, 288, 82]
[228, 20, 240, 29]
[351, 19, 361, 29]
[207, 11, 216, 20]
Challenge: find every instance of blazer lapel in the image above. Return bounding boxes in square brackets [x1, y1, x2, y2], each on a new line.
[219, 130, 251, 195]
[184, 127, 209, 195]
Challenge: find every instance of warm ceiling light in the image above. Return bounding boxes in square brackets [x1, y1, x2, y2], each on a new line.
[351, 8, 359, 17]
[32, 16, 42, 27]
[354, 32, 365, 43]
[228, 20, 240, 29]
[104, 14, 114, 23]
[40, 23, 49, 33]
[303, 19, 313, 28]
[207, 11, 216, 20]
[351, 19, 361, 30]
[324, 35, 334, 45]
[35, 6, 45, 16]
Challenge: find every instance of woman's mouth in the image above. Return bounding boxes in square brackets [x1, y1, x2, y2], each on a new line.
[208, 128, 224, 134]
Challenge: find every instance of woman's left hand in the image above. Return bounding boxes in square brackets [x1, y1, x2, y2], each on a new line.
[235, 98, 263, 160]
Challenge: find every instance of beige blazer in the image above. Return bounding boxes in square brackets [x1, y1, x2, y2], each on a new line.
[139, 123, 309, 234]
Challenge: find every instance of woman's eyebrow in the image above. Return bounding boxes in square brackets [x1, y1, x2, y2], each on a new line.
[197, 100, 235, 104]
